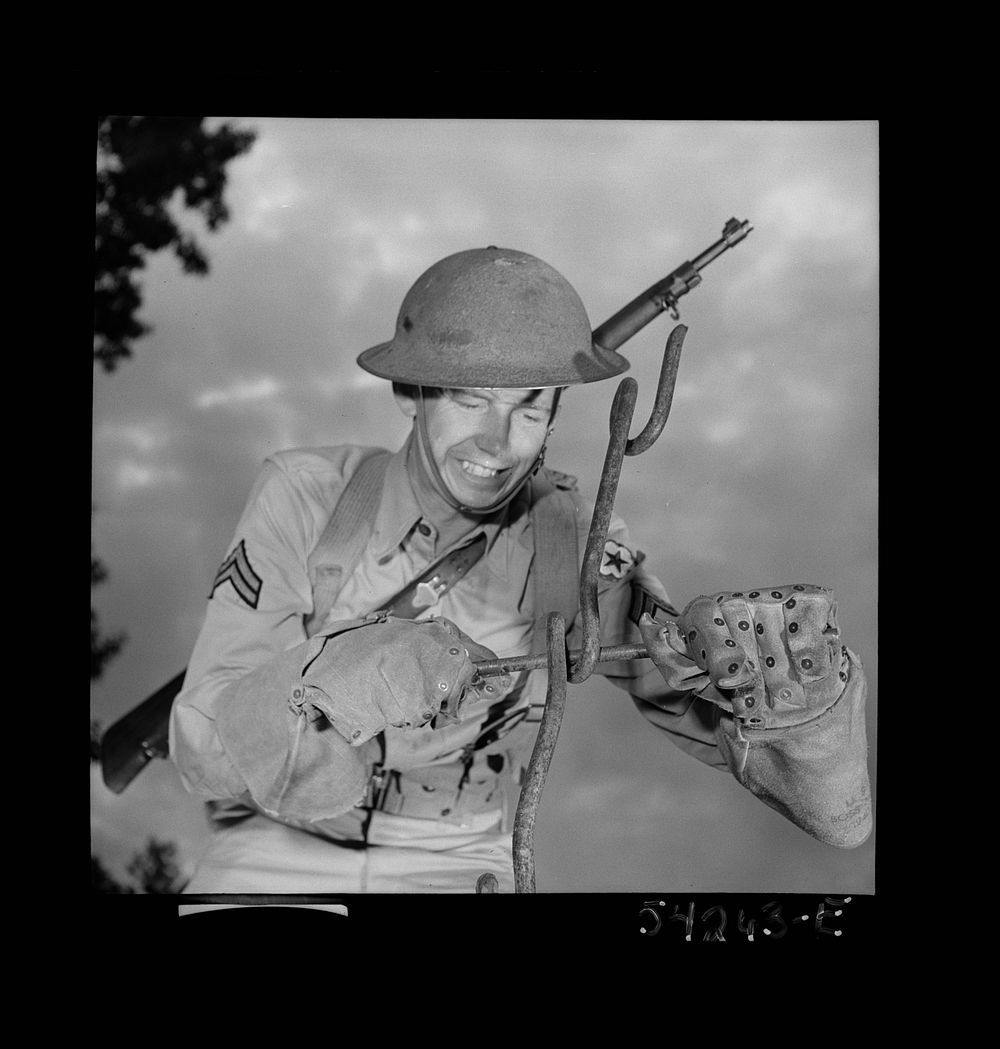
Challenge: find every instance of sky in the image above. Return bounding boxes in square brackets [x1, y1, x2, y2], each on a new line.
[91, 118, 878, 894]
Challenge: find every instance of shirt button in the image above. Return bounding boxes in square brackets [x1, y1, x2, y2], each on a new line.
[417, 522, 432, 537]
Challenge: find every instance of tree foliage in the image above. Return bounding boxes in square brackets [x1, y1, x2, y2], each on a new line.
[92, 838, 189, 894]
[91, 550, 126, 681]
[92, 854, 134, 893]
[94, 115, 256, 371]
[91, 118, 256, 891]
[127, 837, 189, 894]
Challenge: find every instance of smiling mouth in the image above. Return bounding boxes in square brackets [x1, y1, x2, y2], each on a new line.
[458, 460, 508, 479]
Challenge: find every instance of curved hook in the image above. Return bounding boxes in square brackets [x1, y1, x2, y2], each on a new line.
[512, 612, 569, 893]
[505, 326, 690, 889]
[568, 378, 638, 684]
[568, 325, 687, 684]
[624, 324, 687, 456]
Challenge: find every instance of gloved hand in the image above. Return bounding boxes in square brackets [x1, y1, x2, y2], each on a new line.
[638, 584, 872, 847]
[638, 584, 849, 728]
[296, 613, 511, 746]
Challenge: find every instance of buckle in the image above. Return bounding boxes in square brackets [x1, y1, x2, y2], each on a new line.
[366, 763, 392, 810]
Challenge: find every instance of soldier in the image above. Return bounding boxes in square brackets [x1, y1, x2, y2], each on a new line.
[170, 246, 872, 896]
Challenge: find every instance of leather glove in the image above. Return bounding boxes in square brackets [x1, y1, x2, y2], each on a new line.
[214, 614, 511, 824]
[639, 583, 849, 728]
[638, 584, 872, 847]
[296, 613, 511, 746]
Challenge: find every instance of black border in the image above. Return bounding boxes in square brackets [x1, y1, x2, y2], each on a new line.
[82, 80, 902, 967]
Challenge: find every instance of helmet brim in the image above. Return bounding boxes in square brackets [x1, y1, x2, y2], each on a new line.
[356, 339, 630, 389]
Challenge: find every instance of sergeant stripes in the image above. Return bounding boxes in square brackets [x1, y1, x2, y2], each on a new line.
[210, 539, 263, 609]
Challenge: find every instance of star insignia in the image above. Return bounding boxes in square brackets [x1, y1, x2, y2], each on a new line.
[599, 540, 635, 579]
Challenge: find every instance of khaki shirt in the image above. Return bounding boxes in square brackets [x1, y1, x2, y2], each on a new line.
[169, 442, 726, 839]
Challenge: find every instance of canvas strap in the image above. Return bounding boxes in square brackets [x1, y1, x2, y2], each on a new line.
[304, 449, 392, 638]
[304, 453, 580, 647]
[528, 468, 580, 654]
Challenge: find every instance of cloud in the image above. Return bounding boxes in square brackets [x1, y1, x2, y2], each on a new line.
[113, 460, 183, 491]
[321, 196, 492, 315]
[703, 416, 746, 447]
[94, 422, 162, 454]
[227, 134, 304, 241]
[758, 176, 876, 245]
[93, 421, 180, 497]
[312, 369, 385, 397]
[194, 376, 283, 409]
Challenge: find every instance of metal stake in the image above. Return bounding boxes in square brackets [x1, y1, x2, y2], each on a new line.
[497, 323, 688, 892]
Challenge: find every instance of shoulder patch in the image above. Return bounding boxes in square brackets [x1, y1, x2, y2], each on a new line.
[599, 539, 636, 579]
[210, 539, 263, 609]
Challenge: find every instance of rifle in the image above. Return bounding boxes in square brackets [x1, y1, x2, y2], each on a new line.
[98, 217, 753, 794]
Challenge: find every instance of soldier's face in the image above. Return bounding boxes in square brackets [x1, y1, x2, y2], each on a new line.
[402, 386, 557, 508]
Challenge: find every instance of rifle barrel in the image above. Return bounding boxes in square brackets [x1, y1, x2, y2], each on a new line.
[593, 217, 752, 352]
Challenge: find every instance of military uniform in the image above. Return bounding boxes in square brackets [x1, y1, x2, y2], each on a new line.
[170, 244, 871, 895]
[170, 438, 732, 893]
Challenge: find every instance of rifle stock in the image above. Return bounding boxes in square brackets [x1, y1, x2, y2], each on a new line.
[98, 218, 753, 795]
[99, 670, 185, 794]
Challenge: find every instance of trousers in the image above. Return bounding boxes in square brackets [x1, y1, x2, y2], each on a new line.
[181, 809, 515, 896]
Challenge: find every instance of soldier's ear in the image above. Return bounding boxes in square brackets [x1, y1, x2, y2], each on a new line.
[392, 382, 418, 419]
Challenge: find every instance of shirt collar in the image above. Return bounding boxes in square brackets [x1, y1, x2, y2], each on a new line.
[369, 438, 533, 581]
[369, 443, 424, 560]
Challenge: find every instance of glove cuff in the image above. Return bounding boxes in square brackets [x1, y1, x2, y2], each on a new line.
[715, 648, 872, 848]
[215, 643, 372, 821]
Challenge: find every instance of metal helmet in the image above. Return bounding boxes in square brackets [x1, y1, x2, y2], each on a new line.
[356, 246, 629, 388]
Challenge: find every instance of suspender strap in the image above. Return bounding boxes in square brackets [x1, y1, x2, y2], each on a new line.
[304, 454, 580, 653]
[528, 468, 580, 655]
[304, 448, 391, 638]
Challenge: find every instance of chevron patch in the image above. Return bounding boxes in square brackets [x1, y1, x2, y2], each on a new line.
[210, 539, 263, 609]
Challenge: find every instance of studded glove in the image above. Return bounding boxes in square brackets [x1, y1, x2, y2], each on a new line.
[638, 585, 872, 847]
[640, 584, 849, 727]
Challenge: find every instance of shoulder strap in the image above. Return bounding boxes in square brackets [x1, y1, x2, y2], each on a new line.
[304, 448, 391, 637]
[528, 467, 580, 655]
[304, 454, 580, 646]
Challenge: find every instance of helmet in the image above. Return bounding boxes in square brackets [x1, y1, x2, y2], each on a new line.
[356, 246, 629, 388]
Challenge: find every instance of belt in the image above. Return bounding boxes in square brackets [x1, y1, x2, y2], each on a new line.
[211, 714, 528, 845]
[366, 749, 513, 820]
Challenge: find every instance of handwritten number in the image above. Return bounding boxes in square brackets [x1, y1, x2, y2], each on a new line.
[638, 902, 662, 936]
[760, 901, 787, 940]
[700, 905, 727, 942]
[667, 901, 695, 941]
